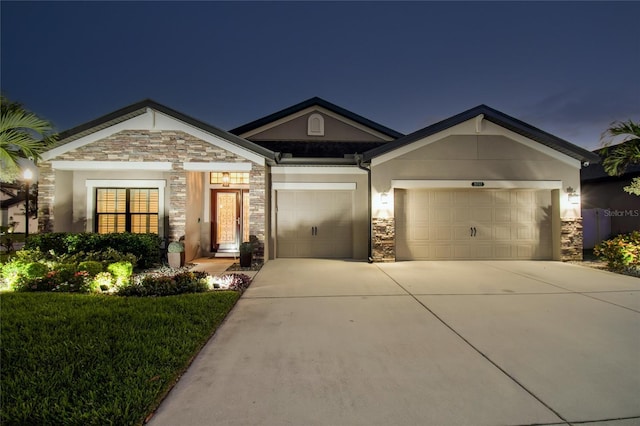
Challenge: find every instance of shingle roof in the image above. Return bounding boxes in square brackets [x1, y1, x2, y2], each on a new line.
[362, 104, 600, 164]
[229, 97, 404, 139]
[51, 99, 276, 161]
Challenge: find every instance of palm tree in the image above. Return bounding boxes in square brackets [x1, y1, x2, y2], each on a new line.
[0, 96, 57, 182]
[600, 120, 640, 196]
[600, 120, 640, 176]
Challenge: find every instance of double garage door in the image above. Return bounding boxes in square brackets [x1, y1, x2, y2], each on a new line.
[396, 189, 553, 260]
[276, 190, 353, 258]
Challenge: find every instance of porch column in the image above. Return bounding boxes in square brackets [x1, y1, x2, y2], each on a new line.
[168, 166, 186, 242]
[37, 162, 55, 233]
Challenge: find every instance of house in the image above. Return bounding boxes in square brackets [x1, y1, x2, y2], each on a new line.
[37, 98, 598, 263]
[581, 145, 640, 248]
[1, 182, 38, 234]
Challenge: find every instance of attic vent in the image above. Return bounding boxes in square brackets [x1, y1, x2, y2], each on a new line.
[307, 113, 324, 136]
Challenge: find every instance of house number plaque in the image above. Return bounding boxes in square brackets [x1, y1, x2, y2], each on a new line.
[471, 181, 485, 187]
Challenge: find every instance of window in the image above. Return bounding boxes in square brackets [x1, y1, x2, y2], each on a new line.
[210, 172, 250, 185]
[96, 188, 159, 234]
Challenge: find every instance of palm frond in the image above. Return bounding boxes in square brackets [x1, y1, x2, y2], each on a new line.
[602, 139, 640, 176]
[601, 119, 640, 147]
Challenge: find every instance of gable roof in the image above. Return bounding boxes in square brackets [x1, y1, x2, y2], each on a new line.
[229, 97, 404, 140]
[47, 99, 276, 161]
[362, 104, 600, 164]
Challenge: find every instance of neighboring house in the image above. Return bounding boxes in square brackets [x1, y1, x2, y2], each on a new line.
[581, 146, 640, 248]
[0, 183, 38, 234]
[37, 98, 598, 263]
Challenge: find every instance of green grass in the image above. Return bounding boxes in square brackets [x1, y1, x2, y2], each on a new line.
[1, 291, 241, 425]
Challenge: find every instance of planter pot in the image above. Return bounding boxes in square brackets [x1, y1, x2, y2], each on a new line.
[168, 252, 185, 268]
[239, 252, 252, 268]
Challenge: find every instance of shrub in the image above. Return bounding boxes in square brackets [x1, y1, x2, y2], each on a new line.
[107, 261, 133, 288]
[119, 271, 210, 297]
[594, 231, 640, 271]
[23, 262, 49, 280]
[92, 272, 115, 293]
[0, 261, 24, 290]
[11, 248, 48, 263]
[25, 232, 162, 269]
[77, 261, 103, 277]
[23, 233, 68, 255]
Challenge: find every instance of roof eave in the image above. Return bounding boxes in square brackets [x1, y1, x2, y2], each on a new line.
[230, 97, 404, 139]
[48, 99, 277, 161]
[363, 105, 601, 164]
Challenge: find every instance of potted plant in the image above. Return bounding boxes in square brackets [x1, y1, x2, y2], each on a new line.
[239, 241, 253, 268]
[167, 241, 185, 268]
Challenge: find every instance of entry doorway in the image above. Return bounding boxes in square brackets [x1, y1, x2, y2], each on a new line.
[211, 189, 250, 253]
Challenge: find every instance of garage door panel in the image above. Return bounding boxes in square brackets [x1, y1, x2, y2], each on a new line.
[452, 226, 470, 241]
[475, 208, 493, 222]
[277, 190, 353, 258]
[397, 189, 552, 260]
[411, 225, 430, 241]
[494, 207, 512, 222]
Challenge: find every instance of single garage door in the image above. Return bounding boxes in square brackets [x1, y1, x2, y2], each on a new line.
[277, 190, 353, 258]
[396, 189, 552, 260]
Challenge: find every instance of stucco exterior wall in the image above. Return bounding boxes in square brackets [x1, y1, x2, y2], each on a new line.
[38, 130, 264, 262]
[247, 111, 388, 142]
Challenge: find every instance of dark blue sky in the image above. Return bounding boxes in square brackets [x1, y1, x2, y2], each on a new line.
[2, 1, 638, 150]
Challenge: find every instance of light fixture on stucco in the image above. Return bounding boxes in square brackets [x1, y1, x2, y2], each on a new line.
[566, 186, 580, 204]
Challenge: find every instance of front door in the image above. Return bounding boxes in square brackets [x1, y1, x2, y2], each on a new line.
[211, 189, 250, 252]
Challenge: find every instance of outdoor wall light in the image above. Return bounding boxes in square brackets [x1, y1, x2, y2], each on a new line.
[566, 187, 580, 204]
[222, 172, 230, 187]
[380, 192, 389, 205]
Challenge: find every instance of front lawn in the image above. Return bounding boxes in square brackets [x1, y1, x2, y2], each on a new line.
[1, 291, 240, 425]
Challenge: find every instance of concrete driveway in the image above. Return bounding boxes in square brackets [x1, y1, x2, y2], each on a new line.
[149, 260, 640, 426]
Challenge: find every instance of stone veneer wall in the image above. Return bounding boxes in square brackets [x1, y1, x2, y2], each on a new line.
[38, 161, 55, 233]
[561, 217, 583, 261]
[38, 130, 266, 249]
[372, 217, 395, 262]
[249, 167, 266, 260]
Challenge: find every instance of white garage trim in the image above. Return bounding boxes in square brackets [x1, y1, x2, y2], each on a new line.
[392, 180, 562, 190]
[273, 182, 357, 190]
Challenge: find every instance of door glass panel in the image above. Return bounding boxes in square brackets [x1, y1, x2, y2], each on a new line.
[216, 192, 237, 245]
[243, 191, 250, 243]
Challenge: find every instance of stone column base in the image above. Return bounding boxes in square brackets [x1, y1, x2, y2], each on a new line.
[372, 217, 395, 262]
[561, 217, 583, 261]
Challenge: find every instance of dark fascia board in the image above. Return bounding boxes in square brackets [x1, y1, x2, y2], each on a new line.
[362, 104, 601, 164]
[229, 96, 404, 139]
[53, 99, 276, 161]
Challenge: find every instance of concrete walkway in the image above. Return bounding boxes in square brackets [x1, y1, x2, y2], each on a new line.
[149, 259, 640, 426]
